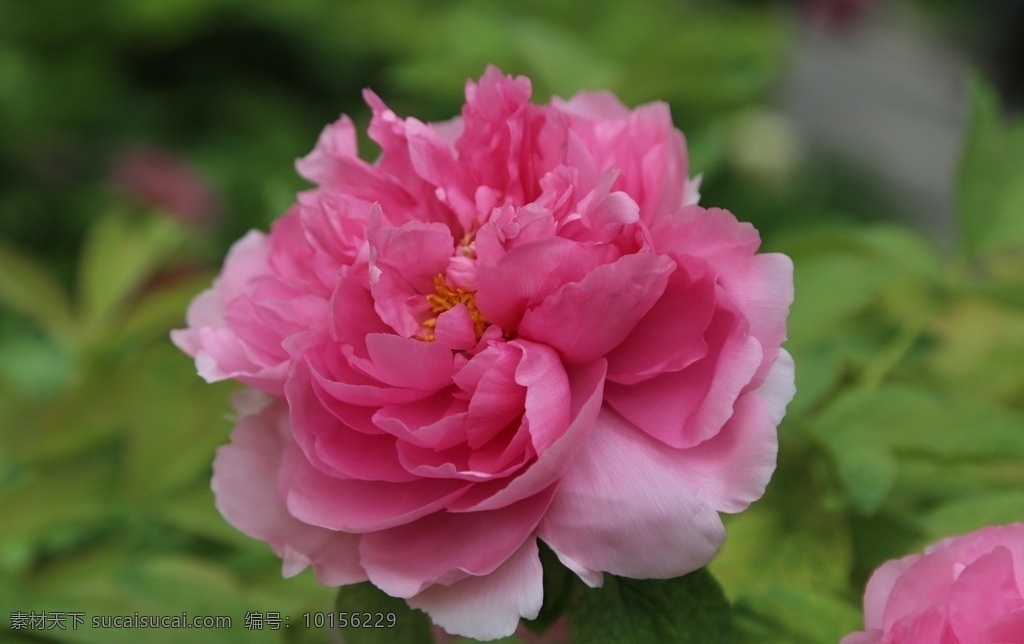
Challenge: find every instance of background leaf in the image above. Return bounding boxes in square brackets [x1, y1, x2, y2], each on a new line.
[334, 582, 434, 644]
[0, 244, 75, 345]
[570, 569, 731, 643]
[957, 75, 1024, 258]
[77, 211, 186, 336]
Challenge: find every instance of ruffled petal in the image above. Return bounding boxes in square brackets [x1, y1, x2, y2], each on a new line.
[360, 490, 553, 598]
[539, 408, 726, 580]
[279, 441, 470, 533]
[211, 399, 366, 585]
[605, 315, 763, 449]
[407, 539, 544, 642]
[519, 253, 675, 364]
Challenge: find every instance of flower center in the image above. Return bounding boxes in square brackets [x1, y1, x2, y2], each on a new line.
[421, 274, 490, 342]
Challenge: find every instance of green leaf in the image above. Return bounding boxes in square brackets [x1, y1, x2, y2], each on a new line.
[815, 386, 1024, 462]
[153, 484, 253, 547]
[0, 329, 74, 396]
[25, 555, 280, 644]
[117, 344, 233, 500]
[812, 385, 1024, 512]
[711, 462, 853, 597]
[0, 456, 116, 548]
[957, 75, 1024, 258]
[928, 298, 1024, 404]
[570, 569, 731, 643]
[77, 211, 186, 335]
[733, 585, 862, 644]
[509, 20, 620, 97]
[919, 491, 1024, 540]
[786, 341, 843, 418]
[117, 271, 216, 346]
[334, 582, 434, 644]
[829, 439, 899, 514]
[781, 234, 890, 343]
[0, 244, 75, 345]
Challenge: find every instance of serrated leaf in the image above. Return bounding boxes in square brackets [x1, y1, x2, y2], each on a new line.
[334, 582, 433, 644]
[570, 570, 731, 644]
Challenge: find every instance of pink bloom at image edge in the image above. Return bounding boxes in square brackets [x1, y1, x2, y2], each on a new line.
[172, 66, 795, 641]
[842, 523, 1024, 644]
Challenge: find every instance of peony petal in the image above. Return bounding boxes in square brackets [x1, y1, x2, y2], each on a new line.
[861, 553, 922, 631]
[947, 546, 1024, 641]
[172, 230, 296, 395]
[719, 252, 794, 382]
[513, 340, 571, 454]
[377, 392, 470, 451]
[757, 349, 796, 426]
[360, 490, 553, 598]
[364, 333, 455, 391]
[475, 236, 620, 332]
[433, 304, 479, 350]
[882, 549, 963, 632]
[295, 115, 358, 184]
[889, 608, 951, 643]
[287, 359, 417, 482]
[518, 253, 675, 364]
[665, 389, 780, 514]
[604, 256, 716, 384]
[212, 400, 366, 585]
[652, 206, 761, 265]
[407, 539, 544, 642]
[539, 408, 726, 580]
[452, 359, 606, 512]
[280, 441, 470, 533]
[554, 90, 631, 120]
[605, 314, 763, 449]
[981, 607, 1024, 642]
[368, 217, 454, 337]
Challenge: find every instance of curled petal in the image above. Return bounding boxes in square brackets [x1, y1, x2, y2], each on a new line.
[407, 539, 544, 641]
[539, 408, 727, 581]
[360, 489, 554, 598]
[212, 399, 366, 585]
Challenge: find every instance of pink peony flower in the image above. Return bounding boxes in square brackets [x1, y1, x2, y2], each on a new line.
[842, 523, 1024, 644]
[172, 66, 795, 640]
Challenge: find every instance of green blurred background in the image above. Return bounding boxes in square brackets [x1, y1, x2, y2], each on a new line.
[2, 0, 1024, 642]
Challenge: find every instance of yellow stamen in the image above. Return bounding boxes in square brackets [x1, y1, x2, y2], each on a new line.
[420, 274, 490, 342]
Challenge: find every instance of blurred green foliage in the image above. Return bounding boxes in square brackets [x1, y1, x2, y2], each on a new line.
[1, 0, 1023, 642]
